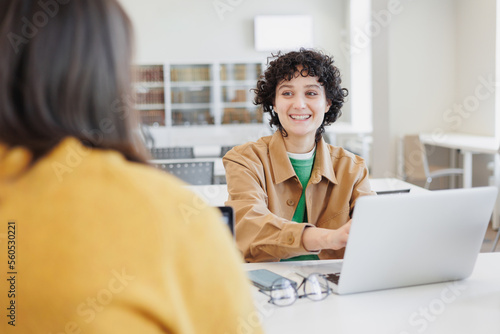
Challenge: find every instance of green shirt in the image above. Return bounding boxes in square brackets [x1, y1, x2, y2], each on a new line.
[281, 154, 320, 262]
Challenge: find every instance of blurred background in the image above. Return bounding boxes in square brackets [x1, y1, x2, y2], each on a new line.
[119, 0, 498, 191]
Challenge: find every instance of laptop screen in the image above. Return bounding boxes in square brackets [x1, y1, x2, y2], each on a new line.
[217, 206, 234, 236]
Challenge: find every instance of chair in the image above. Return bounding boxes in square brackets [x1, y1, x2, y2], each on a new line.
[150, 147, 194, 159]
[220, 146, 234, 158]
[492, 228, 500, 252]
[156, 161, 214, 185]
[403, 135, 464, 189]
[486, 158, 500, 252]
[139, 124, 155, 149]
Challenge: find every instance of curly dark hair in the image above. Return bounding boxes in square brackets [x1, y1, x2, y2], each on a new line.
[253, 48, 348, 142]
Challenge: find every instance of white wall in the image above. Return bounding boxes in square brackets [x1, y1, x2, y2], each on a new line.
[389, 0, 456, 138]
[119, 0, 347, 64]
[371, 0, 457, 178]
[455, 0, 496, 186]
[370, 0, 391, 178]
[371, 0, 497, 186]
[455, 0, 496, 136]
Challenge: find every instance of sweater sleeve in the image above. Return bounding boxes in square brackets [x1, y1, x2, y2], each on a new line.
[163, 202, 262, 334]
[86, 192, 262, 334]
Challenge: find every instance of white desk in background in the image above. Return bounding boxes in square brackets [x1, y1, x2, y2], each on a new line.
[193, 145, 221, 158]
[150, 157, 225, 177]
[243, 253, 500, 334]
[369, 178, 428, 194]
[419, 132, 500, 228]
[186, 184, 228, 207]
[419, 132, 499, 188]
[187, 178, 427, 207]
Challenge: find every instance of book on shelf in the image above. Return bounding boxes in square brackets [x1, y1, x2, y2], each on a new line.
[220, 63, 262, 82]
[140, 110, 165, 126]
[222, 88, 248, 103]
[172, 109, 214, 126]
[171, 65, 210, 82]
[134, 65, 164, 83]
[171, 88, 211, 104]
[136, 87, 165, 105]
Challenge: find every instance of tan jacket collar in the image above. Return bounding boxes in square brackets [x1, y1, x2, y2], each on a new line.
[313, 135, 338, 185]
[269, 132, 296, 184]
[269, 131, 338, 185]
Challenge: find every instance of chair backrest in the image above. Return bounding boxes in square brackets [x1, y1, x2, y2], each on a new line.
[156, 161, 214, 185]
[403, 135, 430, 180]
[220, 146, 234, 157]
[140, 124, 155, 149]
[151, 147, 194, 159]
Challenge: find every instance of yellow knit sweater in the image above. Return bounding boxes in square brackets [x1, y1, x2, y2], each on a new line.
[0, 138, 262, 334]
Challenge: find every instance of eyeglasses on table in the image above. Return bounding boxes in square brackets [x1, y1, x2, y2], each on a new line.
[258, 273, 332, 307]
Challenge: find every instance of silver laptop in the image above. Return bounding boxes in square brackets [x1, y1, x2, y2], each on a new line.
[300, 186, 497, 295]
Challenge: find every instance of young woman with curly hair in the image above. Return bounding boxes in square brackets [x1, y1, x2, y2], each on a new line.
[223, 48, 375, 263]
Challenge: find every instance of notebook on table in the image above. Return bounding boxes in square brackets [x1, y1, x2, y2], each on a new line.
[297, 186, 497, 295]
[376, 188, 411, 195]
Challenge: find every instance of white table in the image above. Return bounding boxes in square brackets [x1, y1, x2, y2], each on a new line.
[369, 178, 428, 194]
[419, 132, 500, 228]
[420, 132, 499, 188]
[186, 184, 229, 207]
[243, 253, 500, 334]
[187, 178, 427, 207]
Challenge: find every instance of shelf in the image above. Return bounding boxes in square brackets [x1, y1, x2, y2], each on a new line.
[222, 102, 256, 108]
[134, 82, 164, 88]
[220, 80, 256, 86]
[136, 104, 165, 110]
[170, 81, 213, 87]
[133, 62, 264, 127]
[171, 103, 213, 110]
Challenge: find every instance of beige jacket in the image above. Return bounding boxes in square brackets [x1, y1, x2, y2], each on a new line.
[223, 131, 375, 262]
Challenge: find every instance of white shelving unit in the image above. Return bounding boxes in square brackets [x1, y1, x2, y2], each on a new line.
[134, 62, 265, 129]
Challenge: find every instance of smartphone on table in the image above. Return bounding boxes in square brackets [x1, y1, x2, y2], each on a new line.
[247, 269, 297, 291]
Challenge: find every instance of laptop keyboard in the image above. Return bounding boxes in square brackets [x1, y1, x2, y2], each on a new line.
[323, 273, 341, 285]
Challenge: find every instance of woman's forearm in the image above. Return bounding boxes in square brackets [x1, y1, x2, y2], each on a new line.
[302, 221, 351, 252]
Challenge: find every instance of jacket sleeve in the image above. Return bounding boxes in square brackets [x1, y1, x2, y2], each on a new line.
[223, 148, 317, 263]
[350, 158, 376, 214]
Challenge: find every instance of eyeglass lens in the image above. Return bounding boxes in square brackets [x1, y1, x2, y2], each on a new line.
[304, 274, 329, 301]
[269, 274, 330, 306]
[270, 278, 298, 306]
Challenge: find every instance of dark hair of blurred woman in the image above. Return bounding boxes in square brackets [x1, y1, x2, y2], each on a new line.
[0, 0, 147, 163]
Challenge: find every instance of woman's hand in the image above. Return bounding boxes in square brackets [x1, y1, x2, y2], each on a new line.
[302, 220, 351, 252]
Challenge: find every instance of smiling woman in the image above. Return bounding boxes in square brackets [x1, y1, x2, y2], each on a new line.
[254, 49, 347, 144]
[223, 48, 376, 263]
[274, 72, 332, 153]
